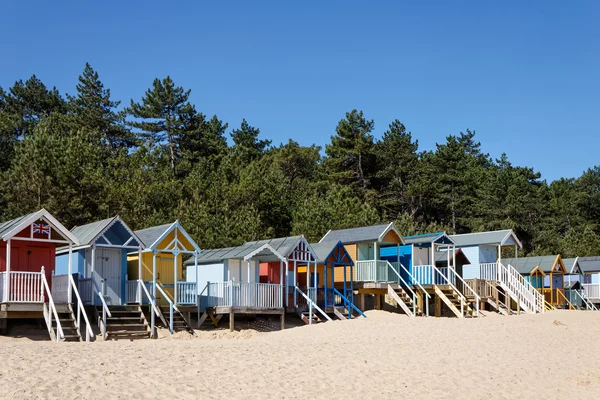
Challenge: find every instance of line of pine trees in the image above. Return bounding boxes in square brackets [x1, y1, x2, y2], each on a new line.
[1, 63, 600, 256]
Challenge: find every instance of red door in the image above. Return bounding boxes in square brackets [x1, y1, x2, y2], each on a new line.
[25, 246, 53, 290]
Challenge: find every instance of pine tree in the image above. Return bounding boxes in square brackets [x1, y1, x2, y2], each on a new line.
[230, 119, 271, 163]
[68, 63, 132, 150]
[325, 109, 376, 192]
[127, 76, 199, 171]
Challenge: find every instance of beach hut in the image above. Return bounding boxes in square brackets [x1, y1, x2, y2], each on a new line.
[127, 221, 201, 336]
[187, 242, 288, 331]
[301, 241, 364, 320]
[503, 255, 569, 309]
[575, 256, 600, 305]
[450, 229, 543, 314]
[0, 209, 90, 341]
[377, 232, 480, 318]
[55, 216, 149, 340]
[244, 236, 334, 324]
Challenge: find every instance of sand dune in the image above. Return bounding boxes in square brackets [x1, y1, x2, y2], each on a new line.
[0, 310, 599, 399]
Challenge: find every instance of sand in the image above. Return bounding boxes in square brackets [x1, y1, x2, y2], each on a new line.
[0, 310, 599, 399]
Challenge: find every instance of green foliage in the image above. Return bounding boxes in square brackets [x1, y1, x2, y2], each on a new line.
[1, 69, 599, 257]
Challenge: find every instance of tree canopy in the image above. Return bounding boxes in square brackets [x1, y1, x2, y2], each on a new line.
[1, 64, 599, 257]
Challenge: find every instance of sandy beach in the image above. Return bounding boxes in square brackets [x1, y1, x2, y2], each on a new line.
[0, 310, 598, 399]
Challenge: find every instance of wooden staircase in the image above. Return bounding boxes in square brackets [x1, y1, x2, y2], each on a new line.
[98, 305, 152, 340]
[434, 285, 477, 318]
[387, 285, 423, 317]
[158, 306, 196, 336]
[54, 304, 83, 342]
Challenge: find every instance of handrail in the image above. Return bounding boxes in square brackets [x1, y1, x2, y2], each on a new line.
[332, 288, 366, 318]
[576, 289, 598, 311]
[503, 262, 541, 313]
[556, 289, 575, 310]
[294, 286, 332, 323]
[69, 275, 94, 342]
[41, 269, 64, 342]
[447, 267, 480, 316]
[394, 262, 432, 300]
[386, 261, 419, 316]
[139, 280, 161, 316]
[156, 282, 177, 334]
[93, 279, 112, 340]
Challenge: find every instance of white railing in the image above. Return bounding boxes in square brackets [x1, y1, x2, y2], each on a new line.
[447, 267, 480, 316]
[40, 267, 63, 342]
[78, 278, 93, 304]
[294, 286, 332, 324]
[51, 274, 70, 304]
[177, 282, 197, 305]
[69, 274, 94, 342]
[387, 261, 419, 316]
[307, 287, 317, 304]
[126, 280, 139, 304]
[205, 281, 283, 309]
[583, 283, 600, 301]
[412, 265, 447, 286]
[479, 263, 498, 280]
[0, 271, 44, 302]
[502, 262, 541, 313]
[94, 279, 112, 341]
[355, 260, 390, 282]
[391, 261, 432, 317]
[156, 283, 177, 334]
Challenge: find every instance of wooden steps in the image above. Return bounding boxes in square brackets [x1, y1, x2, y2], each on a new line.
[97, 305, 151, 340]
[434, 285, 476, 318]
[53, 304, 83, 342]
[158, 306, 196, 336]
[387, 285, 423, 317]
[296, 308, 321, 325]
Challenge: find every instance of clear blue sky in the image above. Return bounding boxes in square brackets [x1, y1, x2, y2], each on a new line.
[2, 1, 599, 181]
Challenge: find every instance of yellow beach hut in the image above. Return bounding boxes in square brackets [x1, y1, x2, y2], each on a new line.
[127, 221, 200, 335]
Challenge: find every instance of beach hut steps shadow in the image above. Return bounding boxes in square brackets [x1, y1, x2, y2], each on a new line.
[157, 305, 196, 336]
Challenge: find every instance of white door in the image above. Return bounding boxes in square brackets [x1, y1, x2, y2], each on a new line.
[96, 249, 122, 305]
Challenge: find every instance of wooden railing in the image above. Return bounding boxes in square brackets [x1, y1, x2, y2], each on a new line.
[498, 262, 537, 313]
[355, 260, 390, 282]
[40, 268, 64, 342]
[0, 271, 44, 302]
[126, 280, 139, 304]
[205, 281, 283, 309]
[177, 282, 197, 305]
[69, 274, 94, 342]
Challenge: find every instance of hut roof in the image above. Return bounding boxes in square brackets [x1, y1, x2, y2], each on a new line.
[450, 229, 522, 248]
[320, 223, 403, 245]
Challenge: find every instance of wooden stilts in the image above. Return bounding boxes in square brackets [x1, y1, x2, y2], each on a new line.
[229, 312, 235, 332]
[435, 294, 442, 317]
[280, 312, 285, 330]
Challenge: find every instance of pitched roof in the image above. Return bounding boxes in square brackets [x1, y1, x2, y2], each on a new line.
[0, 211, 38, 238]
[562, 257, 583, 274]
[0, 209, 79, 244]
[187, 243, 285, 265]
[70, 217, 115, 246]
[244, 236, 317, 260]
[503, 255, 561, 274]
[135, 223, 173, 249]
[577, 256, 600, 273]
[320, 223, 403, 245]
[450, 229, 522, 248]
[404, 232, 454, 245]
[309, 241, 353, 265]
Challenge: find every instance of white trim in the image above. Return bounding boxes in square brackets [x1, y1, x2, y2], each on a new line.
[319, 229, 332, 243]
[1, 209, 79, 245]
[9, 237, 71, 244]
[145, 220, 201, 253]
[377, 222, 404, 244]
[243, 243, 286, 262]
[500, 230, 523, 248]
[100, 234, 113, 246]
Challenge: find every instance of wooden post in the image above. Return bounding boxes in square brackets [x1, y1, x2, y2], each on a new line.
[324, 262, 328, 308]
[4, 239, 10, 302]
[280, 312, 285, 330]
[229, 311, 234, 332]
[285, 261, 289, 308]
[137, 248, 143, 304]
[194, 252, 199, 318]
[435, 293, 441, 317]
[174, 252, 178, 306]
[67, 244, 73, 304]
[375, 292, 381, 310]
[151, 251, 157, 338]
[293, 260, 297, 308]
